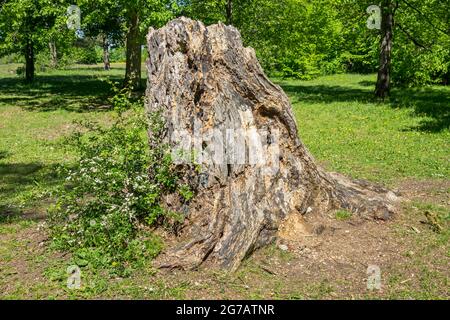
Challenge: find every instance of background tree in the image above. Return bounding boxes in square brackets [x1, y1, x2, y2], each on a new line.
[80, 0, 125, 70]
[333, 0, 379, 74]
[0, 0, 68, 82]
[46, 1, 76, 68]
[225, 0, 232, 25]
[375, 0, 397, 98]
[336, 0, 449, 97]
[184, 0, 344, 79]
[121, 0, 176, 89]
[392, 0, 449, 86]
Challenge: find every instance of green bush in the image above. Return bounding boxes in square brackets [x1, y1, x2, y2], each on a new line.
[0, 53, 22, 64]
[393, 43, 450, 87]
[48, 84, 192, 276]
[15, 66, 25, 77]
[72, 45, 100, 64]
[239, 0, 344, 80]
[109, 47, 126, 63]
[339, 51, 378, 74]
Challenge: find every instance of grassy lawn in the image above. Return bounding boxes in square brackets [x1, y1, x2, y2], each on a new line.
[276, 74, 449, 184]
[0, 64, 448, 299]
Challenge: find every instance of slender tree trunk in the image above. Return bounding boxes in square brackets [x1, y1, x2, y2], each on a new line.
[25, 37, 35, 83]
[125, 11, 141, 89]
[226, 0, 233, 25]
[49, 40, 58, 68]
[102, 35, 111, 71]
[375, 0, 395, 99]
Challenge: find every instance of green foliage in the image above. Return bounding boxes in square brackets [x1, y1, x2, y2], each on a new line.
[110, 47, 127, 62]
[337, 0, 450, 86]
[137, 0, 179, 33]
[0, 54, 23, 64]
[392, 0, 450, 86]
[2, 0, 447, 87]
[393, 43, 449, 87]
[181, 0, 449, 86]
[15, 66, 25, 77]
[184, 0, 347, 79]
[182, 0, 227, 25]
[237, 0, 344, 79]
[60, 45, 100, 65]
[0, 0, 75, 74]
[335, 210, 352, 220]
[0, 0, 63, 53]
[47, 84, 190, 275]
[79, 0, 125, 46]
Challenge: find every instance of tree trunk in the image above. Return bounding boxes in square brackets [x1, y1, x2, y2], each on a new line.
[25, 37, 35, 83]
[102, 35, 111, 71]
[375, 0, 395, 99]
[226, 0, 233, 25]
[146, 18, 399, 271]
[125, 11, 141, 89]
[49, 40, 58, 68]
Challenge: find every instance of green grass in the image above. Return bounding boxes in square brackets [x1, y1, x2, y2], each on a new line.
[0, 63, 131, 212]
[0, 64, 448, 299]
[335, 210, 352, 221]
[275, 74, 449, 184]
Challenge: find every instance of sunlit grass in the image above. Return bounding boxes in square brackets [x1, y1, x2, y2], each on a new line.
[0, 65, 448, 299]
[275, 74, 449, 185]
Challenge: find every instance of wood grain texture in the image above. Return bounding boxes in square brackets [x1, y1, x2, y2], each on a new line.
[145, 17, 399, 271]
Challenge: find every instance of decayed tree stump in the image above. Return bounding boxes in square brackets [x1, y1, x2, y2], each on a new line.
[145, 17, 398, 271]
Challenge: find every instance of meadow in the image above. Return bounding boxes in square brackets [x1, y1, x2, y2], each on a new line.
[0, 63, 448, 299]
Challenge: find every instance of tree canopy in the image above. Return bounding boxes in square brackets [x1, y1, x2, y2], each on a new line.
[0, 0, 448, 90]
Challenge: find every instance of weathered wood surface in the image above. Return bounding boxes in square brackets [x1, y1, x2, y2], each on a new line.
[145, 17, 398, 271]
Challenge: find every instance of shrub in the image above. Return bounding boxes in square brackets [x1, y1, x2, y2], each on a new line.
[15, 66, 25, 77]
[48, 84, 192, 276]
[393, 43, 450, 87]
[109, 47, 126, 63]
[73, 46, 100, 64]
[335, 210, 352, 221]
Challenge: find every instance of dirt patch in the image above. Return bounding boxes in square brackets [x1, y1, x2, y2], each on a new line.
[151, 216, 407, 299]
[278, 214, 314, 241]
[151, 179, 449, 299]
[397, 178, 450, 205]
[0, 225, 68, 299]
[265, 217, 404, 297]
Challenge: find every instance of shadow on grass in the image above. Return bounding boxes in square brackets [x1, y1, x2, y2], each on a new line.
[278, 83, 375, 104]
[63, 66, 126, 72]
[358, 80, 375, 87]
[390, 87, 450, 133]
[0, 162, 62, 223]
[277, 82, 450, 133]
[0, 150, 11, 160]
[0, 74, 121, 112]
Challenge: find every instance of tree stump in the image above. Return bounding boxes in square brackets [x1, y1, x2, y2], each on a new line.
[145, 17, 399, 271]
